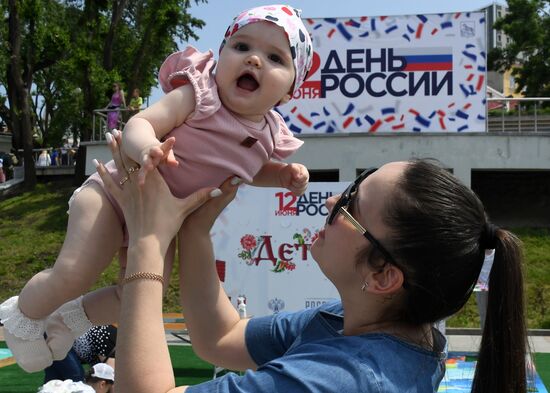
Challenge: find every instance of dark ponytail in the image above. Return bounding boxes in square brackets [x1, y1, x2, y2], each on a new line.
[381, 159, 529, 392]
[471, 230, 529, 393]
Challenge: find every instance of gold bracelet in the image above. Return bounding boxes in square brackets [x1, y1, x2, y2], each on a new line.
[122, 272, 164, 286]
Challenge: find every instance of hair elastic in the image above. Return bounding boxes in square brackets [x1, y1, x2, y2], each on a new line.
[480, 222, 499, 250]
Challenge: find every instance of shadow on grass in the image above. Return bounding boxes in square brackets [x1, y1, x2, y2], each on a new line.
[173, 367, 213, 378]
[0, 181, 75, 233]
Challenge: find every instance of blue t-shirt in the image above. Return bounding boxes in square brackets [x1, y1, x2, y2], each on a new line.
[187, 301, 447, 392]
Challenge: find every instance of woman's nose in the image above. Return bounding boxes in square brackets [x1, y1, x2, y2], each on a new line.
[245, 54, 261, 68]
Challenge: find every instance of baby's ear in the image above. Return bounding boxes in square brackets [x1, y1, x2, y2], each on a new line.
[278, 93, 293, 105]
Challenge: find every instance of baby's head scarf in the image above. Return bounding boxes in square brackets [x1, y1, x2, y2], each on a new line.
[220, 4, 313, 95]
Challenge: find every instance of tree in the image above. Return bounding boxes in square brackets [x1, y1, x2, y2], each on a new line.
[7, 0, 39, 187]
[488, 0, 550, 97]
[0, 0, 206, 188]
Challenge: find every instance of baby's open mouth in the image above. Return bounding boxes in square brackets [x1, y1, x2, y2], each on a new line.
[237, 73, 259, 91]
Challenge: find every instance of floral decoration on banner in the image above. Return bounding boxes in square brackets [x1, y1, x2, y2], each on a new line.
[237, 228, 319, 273]
[238, 234, 261, 265]
[272, 259, 296, 273]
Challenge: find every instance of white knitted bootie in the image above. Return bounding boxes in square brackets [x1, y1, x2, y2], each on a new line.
[0, 296, 53, 372]
[45, 296, 93, 360]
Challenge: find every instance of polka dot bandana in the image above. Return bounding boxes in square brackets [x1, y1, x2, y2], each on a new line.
[220, 4, 313, 95]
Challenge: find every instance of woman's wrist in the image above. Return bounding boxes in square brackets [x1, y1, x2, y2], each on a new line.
[126, 238, 166, 275]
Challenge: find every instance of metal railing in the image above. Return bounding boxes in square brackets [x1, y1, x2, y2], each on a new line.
[487, 97, 550, 132]
[92, 108, 140, 141]
[18, 147, 76, 167]
[89, 99, 550, 139]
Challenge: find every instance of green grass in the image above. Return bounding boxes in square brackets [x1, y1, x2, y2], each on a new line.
[0, 341, 213, 392]
[447, 228, 550, 329]
[1, 180, 550, 325]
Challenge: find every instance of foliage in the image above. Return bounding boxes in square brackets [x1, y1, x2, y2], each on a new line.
[0, 0, 206, 148]
[488, 0, 550, 97]
[448, 227, 550, 329]
[2, 182, 550, 325]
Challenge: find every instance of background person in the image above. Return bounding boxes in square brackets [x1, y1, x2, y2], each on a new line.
[0, 157, 5, 183]
[44, 325, 117, 384]
[475, 249, 495, 329]
[96, 142, 529, 392]
[128, 88, 143, 115]
[84, 363, 115, 393]
[37, 150, 51, 167]
[38, 379, 95, 393]
[106, 83, 126, 132]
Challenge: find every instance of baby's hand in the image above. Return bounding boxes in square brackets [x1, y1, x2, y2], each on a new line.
[280, 163, 309, 196]
[138, 137, 179, 185]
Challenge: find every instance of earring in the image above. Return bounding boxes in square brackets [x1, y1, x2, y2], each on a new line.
[361, 281, 369, 292]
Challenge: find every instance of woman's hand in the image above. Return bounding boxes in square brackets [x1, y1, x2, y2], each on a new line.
[95, 131, 220, 252]
[180, 177, 241, 237]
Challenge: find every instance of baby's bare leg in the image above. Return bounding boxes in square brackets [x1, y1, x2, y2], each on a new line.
[18, 182, 123, 319]
[82, 238, 177, 325]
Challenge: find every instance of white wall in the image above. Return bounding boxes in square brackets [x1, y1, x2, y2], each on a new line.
[84, 132, 550, 188]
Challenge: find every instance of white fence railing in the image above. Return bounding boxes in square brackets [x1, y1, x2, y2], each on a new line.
[18, 147, 76, 167]
[487, 97, 550, 132]
[88, 99, 550, 139]
[92, 108, 140, 141]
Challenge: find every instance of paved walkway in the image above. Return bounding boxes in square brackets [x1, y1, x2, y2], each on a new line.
[446, 334, 550, 353]
[2, 327, 550, 352]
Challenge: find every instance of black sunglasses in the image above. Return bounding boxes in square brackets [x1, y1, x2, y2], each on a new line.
[327, 168, 397, 266]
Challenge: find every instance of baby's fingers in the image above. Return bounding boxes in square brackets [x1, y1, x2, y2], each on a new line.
[159, 137, 176, 156]
[166, 149, 179, 167]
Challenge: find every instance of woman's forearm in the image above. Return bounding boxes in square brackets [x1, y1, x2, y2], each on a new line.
[116, 239, 176, 393]
[179, 231, 254, 371]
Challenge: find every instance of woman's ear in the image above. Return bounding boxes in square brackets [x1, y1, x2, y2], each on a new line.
[367, 264, 404, 294]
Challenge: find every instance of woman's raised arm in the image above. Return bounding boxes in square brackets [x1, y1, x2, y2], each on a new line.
[95, 132, 220, 393]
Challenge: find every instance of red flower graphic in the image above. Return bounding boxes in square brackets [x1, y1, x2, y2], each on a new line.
[240, 234, 257, 251]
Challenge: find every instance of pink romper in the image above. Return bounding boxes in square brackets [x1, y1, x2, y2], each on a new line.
[79, 46, 303, 245]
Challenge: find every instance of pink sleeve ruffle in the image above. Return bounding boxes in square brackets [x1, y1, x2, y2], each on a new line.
[270, 111, 304, 160]
[158, 46, 220, 120]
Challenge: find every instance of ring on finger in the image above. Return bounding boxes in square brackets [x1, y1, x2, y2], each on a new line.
[119, 175, 130, 186]
[126, 165, 140, 174]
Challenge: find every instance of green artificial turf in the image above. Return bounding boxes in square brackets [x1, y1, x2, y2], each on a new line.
[535, 353, 550, 389]
[0, 342, 212, 392]
[1, 341, 549, 391]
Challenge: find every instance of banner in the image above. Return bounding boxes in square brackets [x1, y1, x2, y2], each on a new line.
[277, 12, 487, 133]
[212, 183, 347, 317]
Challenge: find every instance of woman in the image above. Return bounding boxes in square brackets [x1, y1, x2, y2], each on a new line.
[96, 133, 529, 392]
[106, 83, 125, 132]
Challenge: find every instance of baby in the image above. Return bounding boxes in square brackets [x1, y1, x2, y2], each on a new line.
[0, 4, 313, 372]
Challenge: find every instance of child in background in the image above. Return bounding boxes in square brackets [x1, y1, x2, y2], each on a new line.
[0, 157, 5, 183]
[128, 88, 143, 114]
[0, 4, 312, 373]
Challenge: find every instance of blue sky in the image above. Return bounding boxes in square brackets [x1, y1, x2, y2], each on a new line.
[148, 0, 505, 103]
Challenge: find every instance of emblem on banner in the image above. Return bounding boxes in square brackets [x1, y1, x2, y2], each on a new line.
[268, 298, 285, 314]
[460, 22, 475, 38]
